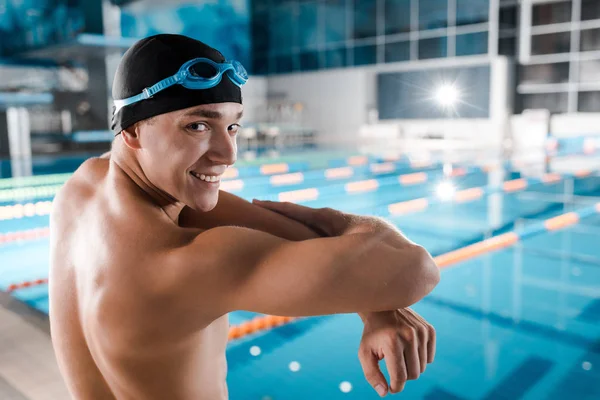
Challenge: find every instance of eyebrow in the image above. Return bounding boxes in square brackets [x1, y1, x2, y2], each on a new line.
[183, 109, 244, 120]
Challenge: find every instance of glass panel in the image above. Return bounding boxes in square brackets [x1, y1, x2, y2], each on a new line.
[456, 0, 489, 26]
[456, 32, 488, 56]
[531, 32, 571, 55]
[581, 28, 600, 52]
[384, 0, 411, 35]
[579, 59, 600, 83]
[251, 55, 269, 75]
[274, 54, 295, 74]
[323, 0, 347, 44]
[581, 0, 600, 22]
[419, 0, 448, 30]
[352, 44, 377, 66]
[252, 8, 269, 53]
[499, 6, 517, 29]
[519, 92, 568, 113]
[519, 62, 570, 85]
[324, 47, 348, 69]
[271, 3, 295, 53]
[499, 37, 516, 56]
[418, 36, 447, 59]
[532, 1, 572, 26]
[578, 91, 600, 112]
[299, 51, 320, 71]
[378, 65, 491, 119]
[297, 1, 319, 50]
[353, 0, 377, 39]
[385, 41, 410, 62]
[253, 0, 270, 11]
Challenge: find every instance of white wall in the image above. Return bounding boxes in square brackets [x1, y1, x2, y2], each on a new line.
[241, 76, 268, 125]
[550, 113, 600, 137]
[266, 68, 368, 143]
[265, 55, 513, 147]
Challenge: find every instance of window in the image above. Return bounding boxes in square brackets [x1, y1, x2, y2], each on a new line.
[353, 0, 377, 39]
[578, 91, 600, 112]
[419, 37, 447, 59]
[323, 0, 347, 44]
[581, 28, 600, 52]
[378, 66, 491, 119]
[299, 51, 319, 71]
[251, 55, 269, 75]
[499, 37, 516, 56]
[519, 62, 570, 85]
[456, 0, 489, 26]
[579, 59, 600, 83]
[419, 0, 448, 30]
[531, 32, 571, 55]
[324, 47, 347, 69]
[499, 6, 518, 29]
[581, 0, 600, 22]
[274, 55, 295, 74]
[297, 1, 319, 50]
[352, 44, 377, 66]
[385, 41, 410, 62]
[456, 32, 488, 56]
[384, 0, 411, 35]
[271, 4, 295, 53]
[519, 92, 568, 113]
[532, 1, 572, 26]
[251, 8, 269, 53]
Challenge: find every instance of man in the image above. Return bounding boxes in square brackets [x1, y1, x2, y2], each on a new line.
[49, 34, 440, 399]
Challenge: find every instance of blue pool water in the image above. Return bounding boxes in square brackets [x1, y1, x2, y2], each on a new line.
[0, 149, 599, 399]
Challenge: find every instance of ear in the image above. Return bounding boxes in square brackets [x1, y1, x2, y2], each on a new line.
[121, 123, 143, 150]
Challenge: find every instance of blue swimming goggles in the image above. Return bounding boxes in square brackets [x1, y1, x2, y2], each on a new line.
[113, 58, 248, 113]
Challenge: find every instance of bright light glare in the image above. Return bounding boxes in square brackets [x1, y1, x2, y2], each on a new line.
[435, 84, 460, 107]
[436, 181, 457, 201]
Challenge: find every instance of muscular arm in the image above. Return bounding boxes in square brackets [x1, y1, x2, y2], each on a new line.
[170, 211, 439, 320]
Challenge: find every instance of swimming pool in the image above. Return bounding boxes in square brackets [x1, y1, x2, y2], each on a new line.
[1, 148, 599, 399]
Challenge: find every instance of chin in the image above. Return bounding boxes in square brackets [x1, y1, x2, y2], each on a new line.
[190, 194, 219, 212]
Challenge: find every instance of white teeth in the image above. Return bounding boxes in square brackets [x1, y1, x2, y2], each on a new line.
[191, 172, 221, 182]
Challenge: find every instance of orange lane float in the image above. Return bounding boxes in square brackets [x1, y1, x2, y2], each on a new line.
[544, 213, 579, 231]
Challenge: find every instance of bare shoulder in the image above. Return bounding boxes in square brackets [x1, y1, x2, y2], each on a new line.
[50, 159, 106, 231]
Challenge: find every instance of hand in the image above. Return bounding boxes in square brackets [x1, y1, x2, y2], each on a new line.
[358, 309, 436, 397]
[252, 200, 351, 237]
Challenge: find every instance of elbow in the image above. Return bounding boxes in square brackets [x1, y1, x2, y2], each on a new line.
[419, 246, 440, 295]
[392, 246, 440, 309]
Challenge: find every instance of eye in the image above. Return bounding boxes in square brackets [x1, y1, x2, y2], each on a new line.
[228, 124, 241, 135]
[187, 122, 208, 132]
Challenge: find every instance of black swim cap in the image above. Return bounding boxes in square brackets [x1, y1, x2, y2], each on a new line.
[111, 34, 243, 134]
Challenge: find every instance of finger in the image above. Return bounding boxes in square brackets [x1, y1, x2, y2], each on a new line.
[427, 324, 436, 363]
[404, 330, 421, 381]
[417, 327, 427, 373]
[358, 348, 389, 397]
[397, 309, 427, 372]
[403, 308, 435, 365]
[383, 341, 407, 394]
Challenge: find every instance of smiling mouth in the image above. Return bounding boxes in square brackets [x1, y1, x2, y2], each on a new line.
[190, 171, 222, 183]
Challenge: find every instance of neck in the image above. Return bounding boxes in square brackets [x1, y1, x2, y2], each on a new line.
[110, 138, 185, 224]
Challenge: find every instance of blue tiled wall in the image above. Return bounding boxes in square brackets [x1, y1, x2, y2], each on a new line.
[120, 0, 250, 72]
[0, 0, 85, 57]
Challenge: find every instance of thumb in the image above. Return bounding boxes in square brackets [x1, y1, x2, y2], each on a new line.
[358, 349, 389, 397]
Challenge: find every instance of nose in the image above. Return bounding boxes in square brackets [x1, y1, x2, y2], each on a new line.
[207, 128, 237, 166]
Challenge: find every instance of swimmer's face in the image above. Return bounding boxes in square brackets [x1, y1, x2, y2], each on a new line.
[136, 102, 242, 212]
